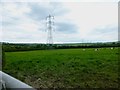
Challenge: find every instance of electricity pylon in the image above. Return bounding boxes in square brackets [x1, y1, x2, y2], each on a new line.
[46, 14, 54, 47]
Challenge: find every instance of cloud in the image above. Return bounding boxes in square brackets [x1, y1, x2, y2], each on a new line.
[27, 3, 49, 20]
[27, 2, 69, 20]
[2, 2, 31, 18]
[2, 2, 47, 43]
[1, 0, 119, 3]
[56, 22, 78, 33]
[84, 25, 118, 42]
[1, 1, 118, 43]
[93, 25, 118, 34]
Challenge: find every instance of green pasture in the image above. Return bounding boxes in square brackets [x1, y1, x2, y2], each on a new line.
[3, 48, 119, 88]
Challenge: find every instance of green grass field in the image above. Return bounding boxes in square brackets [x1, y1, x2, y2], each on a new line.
[3, 48, 119, 88]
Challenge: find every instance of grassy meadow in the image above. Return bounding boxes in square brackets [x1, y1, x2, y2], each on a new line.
[3, 48, 119, 88]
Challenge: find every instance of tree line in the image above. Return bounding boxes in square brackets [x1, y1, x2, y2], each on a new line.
[2, 41, 120, 52]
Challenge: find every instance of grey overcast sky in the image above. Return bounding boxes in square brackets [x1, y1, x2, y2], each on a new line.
[0, 0, 118, 43]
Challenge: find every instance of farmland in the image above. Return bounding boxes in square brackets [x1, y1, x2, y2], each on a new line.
[3, 47, 119, 88]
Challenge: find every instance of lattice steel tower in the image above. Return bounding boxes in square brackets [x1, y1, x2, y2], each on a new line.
[46, 14, 54, 46]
